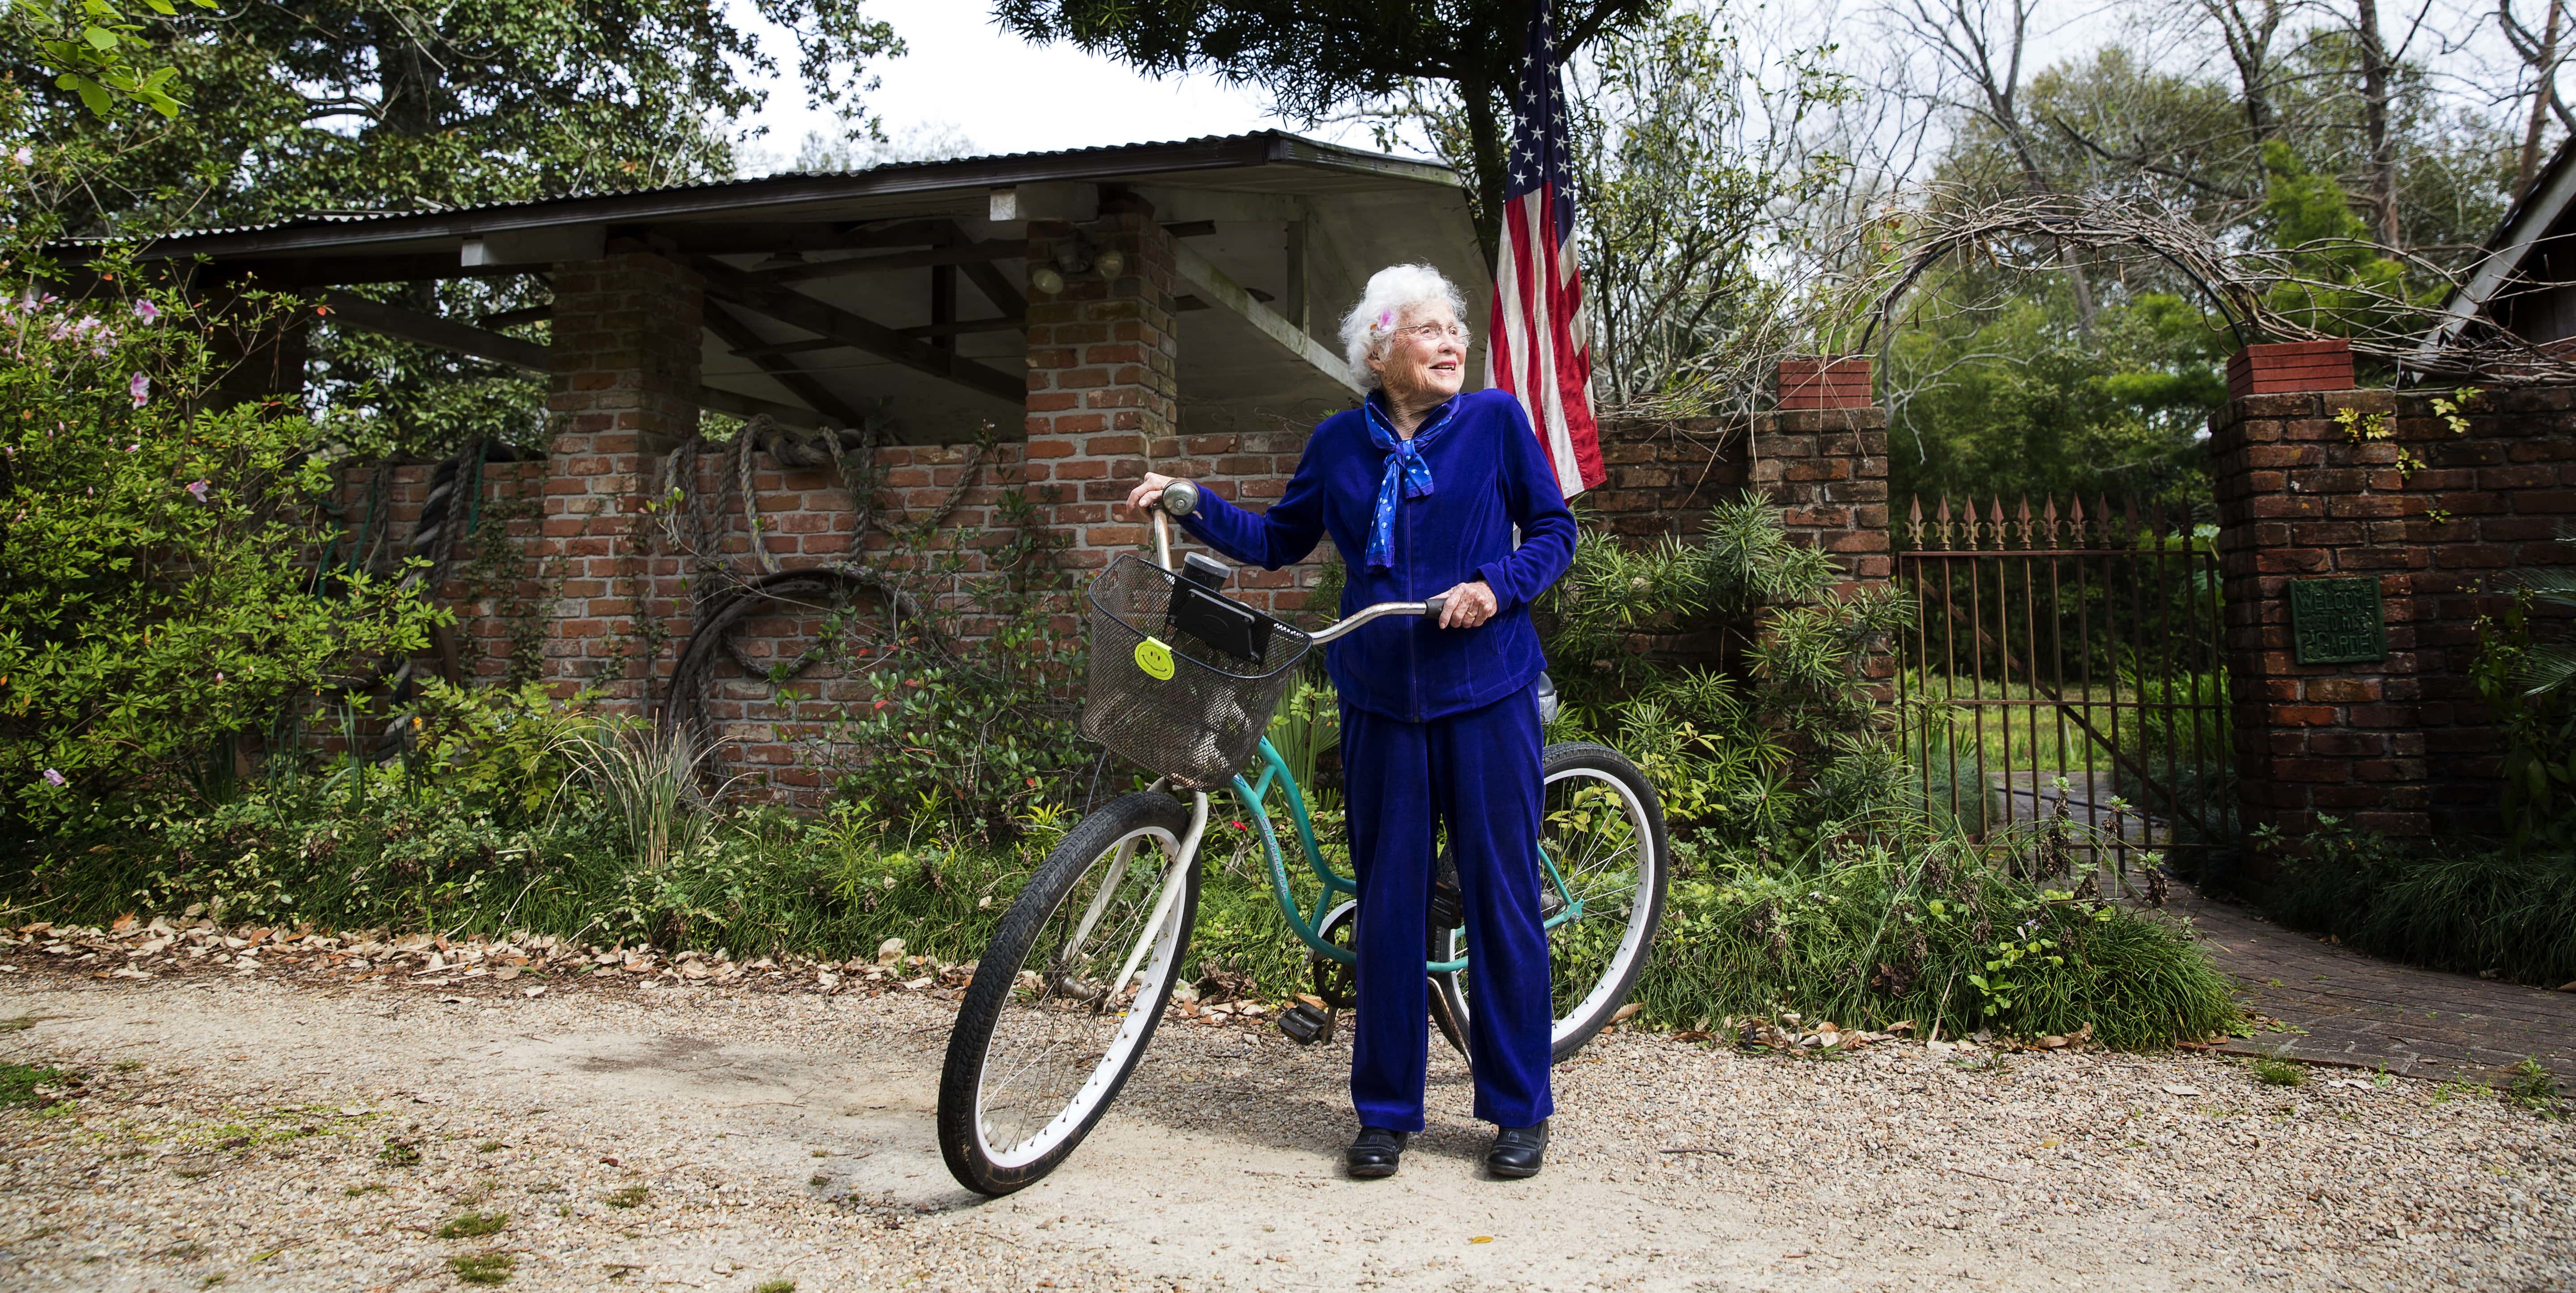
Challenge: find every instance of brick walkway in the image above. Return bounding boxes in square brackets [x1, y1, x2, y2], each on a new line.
[2169, 885, 2576, 1085]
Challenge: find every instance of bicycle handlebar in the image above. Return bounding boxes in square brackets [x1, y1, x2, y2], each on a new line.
[1310, 596, 1447, 643]
[1150, 478, 1449, 638]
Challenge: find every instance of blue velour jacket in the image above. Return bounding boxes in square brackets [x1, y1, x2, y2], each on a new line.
[1179, 388, 1578, 722]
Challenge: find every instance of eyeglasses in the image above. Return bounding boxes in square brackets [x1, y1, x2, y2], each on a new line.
[1386, 320, 1468, 344]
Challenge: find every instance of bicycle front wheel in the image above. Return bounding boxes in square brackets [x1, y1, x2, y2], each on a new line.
[937, 791, 1201, 1195]
[1433, 741, 1669, 1063]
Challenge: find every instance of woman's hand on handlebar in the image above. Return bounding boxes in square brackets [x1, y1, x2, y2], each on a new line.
[1123, 472, 1179, 518]
[1435, 578, 1497, 629]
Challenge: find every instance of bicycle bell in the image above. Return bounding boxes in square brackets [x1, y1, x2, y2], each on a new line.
[1161, 478, 1201, 517]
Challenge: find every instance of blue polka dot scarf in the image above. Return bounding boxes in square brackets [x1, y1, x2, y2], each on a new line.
[1361, 394, 1459, 570]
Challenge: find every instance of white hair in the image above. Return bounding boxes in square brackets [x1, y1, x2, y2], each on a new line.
[1338, 264, 1468, 390]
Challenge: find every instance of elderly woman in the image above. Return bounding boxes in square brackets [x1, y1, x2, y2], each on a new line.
[1124, 264, 1576, 1180]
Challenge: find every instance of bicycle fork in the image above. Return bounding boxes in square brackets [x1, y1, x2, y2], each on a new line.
[1085, 791, 1207, 1014]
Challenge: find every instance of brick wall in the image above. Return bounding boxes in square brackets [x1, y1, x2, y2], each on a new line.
[539, 249, 704, 707]
[2210, 354, 2576, 842]
[335, 438, 1022, 803]
[1586, 418, 1751, 542]
[329, 327, 1890, 804]
[1019, 200, 1182, 620]
[1563, 360, 1888, 575]
[1756, 404, 1894, 587]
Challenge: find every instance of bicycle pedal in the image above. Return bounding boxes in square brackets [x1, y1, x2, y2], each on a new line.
[1277, 1000, 1335, 1046]
[1429, 851, 1464, 931]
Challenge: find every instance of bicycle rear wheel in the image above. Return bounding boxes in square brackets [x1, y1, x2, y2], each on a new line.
[1433, 741, 1669, 1063]
[937, 791, 1201, 1195]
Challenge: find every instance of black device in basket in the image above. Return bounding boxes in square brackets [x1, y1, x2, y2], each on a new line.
[1166, 551, 1273, 664]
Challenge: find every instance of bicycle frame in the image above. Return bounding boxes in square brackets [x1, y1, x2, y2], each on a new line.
[1226, 737, 1583, 974]
[1147, 490, 1582, 976]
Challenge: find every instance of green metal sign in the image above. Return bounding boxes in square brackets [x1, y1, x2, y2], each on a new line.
[2289, 577, 2386, 665]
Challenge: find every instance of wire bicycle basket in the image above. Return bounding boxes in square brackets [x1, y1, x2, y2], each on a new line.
[1080, 553, 1311, 789]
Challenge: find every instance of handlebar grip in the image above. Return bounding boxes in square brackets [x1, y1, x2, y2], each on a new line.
[1160, 478, 1201, 518]
[1423, 595, 1447, 621]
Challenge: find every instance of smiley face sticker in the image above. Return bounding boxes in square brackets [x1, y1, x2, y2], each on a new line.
[1133, 636, 1176, 681]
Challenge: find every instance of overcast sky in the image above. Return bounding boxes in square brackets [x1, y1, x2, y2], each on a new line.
[729, 0, 1407, 173]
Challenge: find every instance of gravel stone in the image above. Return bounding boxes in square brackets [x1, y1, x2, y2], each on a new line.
[0, 925, 2569, 1291]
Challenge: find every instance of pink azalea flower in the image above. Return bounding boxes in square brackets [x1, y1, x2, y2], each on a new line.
[11, 148, 30, 167]
[128, 372, 149, 407]
[132, 299, 158, 323]
[41, 769, 65, 787]
[186, 480, 210, 504]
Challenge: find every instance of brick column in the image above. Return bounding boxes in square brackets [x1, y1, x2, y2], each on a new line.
[2212, 342, 2576, 847]
[1757, 357, 1892, 587]
[540, 249, 704, 705]
[1020, 196, 1180, 616]
[2211, 388, 2415, 844]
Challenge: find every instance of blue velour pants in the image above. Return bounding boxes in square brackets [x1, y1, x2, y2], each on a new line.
[1341, 688, 1554, 1132]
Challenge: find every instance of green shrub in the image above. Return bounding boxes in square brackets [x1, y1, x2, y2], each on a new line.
[448, 1253, 514, 1285]
[2261, 816, 2576, 987]
[1537, 493, 1913, 842]
[1525, 494, 2236, 1046]
[2251, 1056, 2305, 1086]
[2506, 1058, 2563, 1115]
[811, 487, 1092, 838]
[1634, 816, 2240, 1048]
[0, 1061, 74, 1108]
[0, 264, 441, 827]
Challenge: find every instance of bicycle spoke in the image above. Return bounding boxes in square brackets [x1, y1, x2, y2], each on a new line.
[1539, 767, 1655, 1023]
[975, 828, 1180, 1160]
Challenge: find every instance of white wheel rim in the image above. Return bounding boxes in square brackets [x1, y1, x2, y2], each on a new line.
[1544, 763, 1657, 1044]
[972, 825, 1191, 1170]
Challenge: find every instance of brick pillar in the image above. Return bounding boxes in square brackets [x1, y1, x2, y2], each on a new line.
[540, 249, 704, 706]
[2208, 340, 2430, 844]
[1021, 196, 1180, 614]
[1757, 357, 1891, 587]
[2212, 343, 2576, 849]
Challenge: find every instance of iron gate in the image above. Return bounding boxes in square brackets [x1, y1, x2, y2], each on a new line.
[1893, 496, 2232, 886]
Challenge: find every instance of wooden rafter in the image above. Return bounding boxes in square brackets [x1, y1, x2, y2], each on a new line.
[701, 302, 871, 430]
[687, 255, 1024, 404]
[934, 220, 1028, 322]
[322, 289, 547, 370]
[756, 240, 1019, 284]
[1170, 244, 1361, 396]
[317, 289, 825, 429]
[904, 316, 1022, 339]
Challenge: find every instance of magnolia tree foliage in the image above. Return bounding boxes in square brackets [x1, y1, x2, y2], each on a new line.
[1, 0, 904, 459]
[0, 146, 440, 825]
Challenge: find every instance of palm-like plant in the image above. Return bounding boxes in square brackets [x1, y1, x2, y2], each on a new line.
[2514, 557, 2576, 699]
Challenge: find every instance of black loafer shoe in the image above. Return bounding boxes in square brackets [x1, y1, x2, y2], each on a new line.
[1486, 1120, 1548, 1178]
[1345, 1127, 1408, 1178]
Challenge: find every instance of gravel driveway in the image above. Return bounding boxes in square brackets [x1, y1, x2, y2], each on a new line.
[1, 944, 2570, 1292]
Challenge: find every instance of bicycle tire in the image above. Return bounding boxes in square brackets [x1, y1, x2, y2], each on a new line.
[937, 791, 1201, 1195]
[1432, 741, 1670, 1064]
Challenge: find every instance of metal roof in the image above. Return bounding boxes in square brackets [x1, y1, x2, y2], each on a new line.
[2420, 136, 2576, 353]
[84, 131, 1463, 262]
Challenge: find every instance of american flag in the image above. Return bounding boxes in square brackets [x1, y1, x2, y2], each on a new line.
[1485, 0, 1605, 497]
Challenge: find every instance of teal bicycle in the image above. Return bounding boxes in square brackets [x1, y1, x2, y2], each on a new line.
[936, 482, 1670, 1196]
